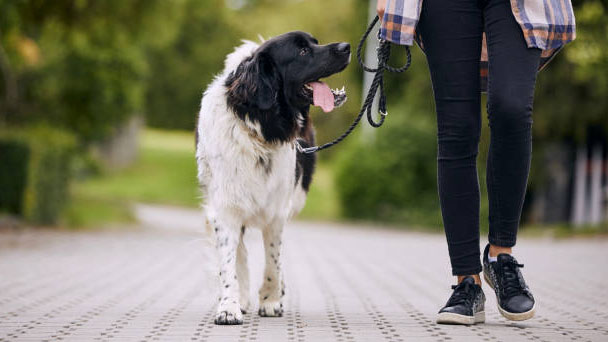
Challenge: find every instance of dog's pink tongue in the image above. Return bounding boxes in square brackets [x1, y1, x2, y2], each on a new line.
[310, 81, 334, 113]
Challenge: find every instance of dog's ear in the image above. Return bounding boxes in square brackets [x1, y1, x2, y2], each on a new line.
[255, 53, 280, 110]
[226, 52, 280, 111]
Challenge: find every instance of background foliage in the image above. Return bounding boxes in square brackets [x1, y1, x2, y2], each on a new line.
[0, 0, 606, 229]
[0, 0, 184, 142]
[0, 126, 75, 224]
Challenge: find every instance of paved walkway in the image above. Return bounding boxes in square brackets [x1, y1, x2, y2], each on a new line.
[0, 205, 607, 342]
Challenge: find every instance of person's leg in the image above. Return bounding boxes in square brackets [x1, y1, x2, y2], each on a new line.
[482, 0, 541, 321]
[417, 0, 484, 279]
[418, 0, 487, 325]
[484, 0, 541, 250]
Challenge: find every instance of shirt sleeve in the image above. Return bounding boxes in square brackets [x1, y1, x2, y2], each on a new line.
[379, 0, 420, 46]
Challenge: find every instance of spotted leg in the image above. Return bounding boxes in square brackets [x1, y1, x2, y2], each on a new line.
[258, 222, 285, 317]
[236, 226, 250, 314]
[213, 217, 243, 325]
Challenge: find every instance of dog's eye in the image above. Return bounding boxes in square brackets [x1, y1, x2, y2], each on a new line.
[299, 48, 310, 56]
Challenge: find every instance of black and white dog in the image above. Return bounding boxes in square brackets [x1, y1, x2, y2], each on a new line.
[196, 32, 350, 325]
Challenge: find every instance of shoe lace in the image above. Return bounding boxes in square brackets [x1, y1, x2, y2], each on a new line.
[499, 260, 526, 298]
[447, 281, 475, 306]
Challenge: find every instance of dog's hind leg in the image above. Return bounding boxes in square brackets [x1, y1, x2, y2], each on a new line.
[212, 216, 243, 325]
[258, 221, 285, 317]
[236, 226, 250, 313]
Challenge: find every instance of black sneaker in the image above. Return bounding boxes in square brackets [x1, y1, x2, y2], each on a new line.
[483, 244, 536, 321]
[437, 276, 486, 325]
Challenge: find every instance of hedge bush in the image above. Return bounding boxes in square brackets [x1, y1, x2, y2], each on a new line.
[0, 126, 75, 225]
[334, 110, 442, 227]
[0, 140, 29, 215]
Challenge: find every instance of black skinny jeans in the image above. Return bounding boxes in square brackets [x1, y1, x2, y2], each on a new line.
[417, 0, 541, 275]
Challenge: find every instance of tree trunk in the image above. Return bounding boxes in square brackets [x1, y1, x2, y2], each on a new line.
[92, 115, 143, 170]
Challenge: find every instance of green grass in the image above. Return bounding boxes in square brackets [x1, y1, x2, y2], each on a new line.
[65, 129, 199, 227]
[74, 129, 200, 207]
[63, 197, 135, 228]
[297, 162, 341, 221]
[65, 128, 341, 227]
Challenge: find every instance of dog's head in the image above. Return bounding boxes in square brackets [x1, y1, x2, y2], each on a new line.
[225, 31, 350, 143]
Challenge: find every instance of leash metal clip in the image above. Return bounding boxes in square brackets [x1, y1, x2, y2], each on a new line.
[294, 140, 319, 154]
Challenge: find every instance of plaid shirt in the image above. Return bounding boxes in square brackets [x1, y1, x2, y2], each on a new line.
[380, 0, 576, 91]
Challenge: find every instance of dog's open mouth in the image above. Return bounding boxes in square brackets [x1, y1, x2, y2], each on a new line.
[302, 81, 347, 113]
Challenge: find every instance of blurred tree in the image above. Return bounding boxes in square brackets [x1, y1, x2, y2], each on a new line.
[0, 0, 185, 142]
[534, 0, 608, 142]
[145, 0, 242, 130]
[146, 0, 370, 143]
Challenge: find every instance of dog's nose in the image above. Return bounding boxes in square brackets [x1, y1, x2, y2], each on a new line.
[337, 43, 350, 54]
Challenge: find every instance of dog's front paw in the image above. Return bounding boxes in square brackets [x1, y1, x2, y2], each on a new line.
[215, 310, 243, 325]
[258, 300, 284, 317]
[215, 302, 243, 325]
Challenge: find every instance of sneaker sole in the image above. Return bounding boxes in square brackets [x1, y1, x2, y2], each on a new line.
[436, 311, 485, 325]
[483, 271, 536, 321]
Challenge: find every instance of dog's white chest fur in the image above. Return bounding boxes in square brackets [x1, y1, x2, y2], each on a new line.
[196, 101, 300, 226]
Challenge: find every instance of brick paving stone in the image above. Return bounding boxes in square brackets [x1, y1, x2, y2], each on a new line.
[0, 205, 607, 342]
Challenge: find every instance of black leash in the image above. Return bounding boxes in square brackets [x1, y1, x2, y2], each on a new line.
[296, 15, 412, 154]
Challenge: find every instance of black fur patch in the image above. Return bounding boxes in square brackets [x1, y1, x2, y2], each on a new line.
[295, 126, 316, 192]
[257, 156, 273, 174]
[225, 52, 299, 143]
